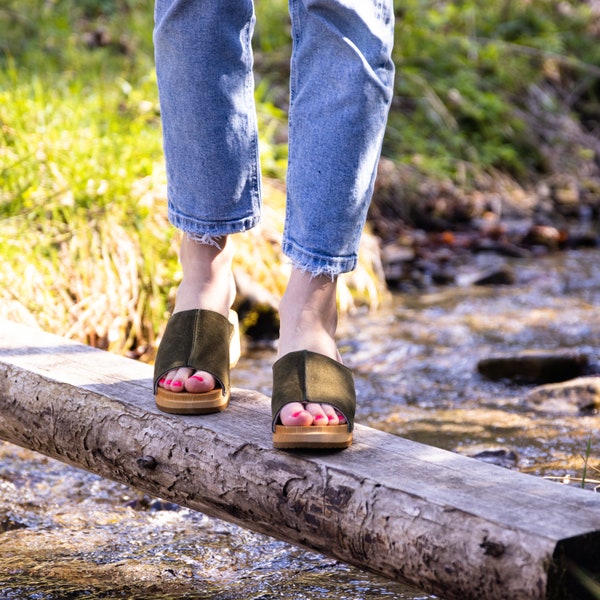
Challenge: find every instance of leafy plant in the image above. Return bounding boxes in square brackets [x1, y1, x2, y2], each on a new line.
[388, 0, 600, 179]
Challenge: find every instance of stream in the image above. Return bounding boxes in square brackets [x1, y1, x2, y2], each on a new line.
[1, 248, 599, 599]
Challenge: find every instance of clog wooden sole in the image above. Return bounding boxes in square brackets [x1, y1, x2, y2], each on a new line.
[271, 350, 356, 450]
[273, 424, 352, 449]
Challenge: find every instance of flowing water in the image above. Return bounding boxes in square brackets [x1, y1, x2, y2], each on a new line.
[1, 249, 599, 599]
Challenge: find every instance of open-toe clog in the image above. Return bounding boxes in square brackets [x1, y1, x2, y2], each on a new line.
[271, 350, 356, 449]
[154, 309, 239, 414]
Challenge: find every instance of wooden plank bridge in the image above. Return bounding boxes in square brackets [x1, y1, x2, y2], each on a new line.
[0, 319, 599, 599]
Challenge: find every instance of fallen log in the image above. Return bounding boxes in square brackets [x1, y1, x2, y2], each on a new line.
[0, 319, 599, 600]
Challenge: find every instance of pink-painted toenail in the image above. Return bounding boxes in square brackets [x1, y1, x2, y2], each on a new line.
[328, 415, 336, 420]
[159, 378, 165, 384]
[165, 379, 172, 385]
[172, 381, 183, 387]
[190, 375, 204, 382]
[314, 415, 326, 420]
[291, 411, 303, 418]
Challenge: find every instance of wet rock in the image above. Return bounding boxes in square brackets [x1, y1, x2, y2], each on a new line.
[552, 180, 581, 217]
[456, 264, 516, 287]
[468, 448, 519, 469]
[381, 244, 415, 281]
[521, 224, 567, 250]
[380, 243, 416, 265]
[525, 376, 600, 414]
[473, 264, 516, 286]
[380, 243, 419, 287]
[0, 513, 28, 532]
[474, 239, 532, 258]
[565, 228, 599, 249]
[125, 494, 179, 511]
[431, 269, 456, 285]
[477, 350, 589, 384]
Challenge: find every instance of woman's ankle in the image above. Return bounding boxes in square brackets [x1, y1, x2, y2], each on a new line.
[277, 270, 339, 361]
[174, 234, 236, 316]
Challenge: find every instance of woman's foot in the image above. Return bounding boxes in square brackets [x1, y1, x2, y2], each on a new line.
[158, 245, 346, 428]
[276, 269, 346, 428]
[158, 235, 236, 395]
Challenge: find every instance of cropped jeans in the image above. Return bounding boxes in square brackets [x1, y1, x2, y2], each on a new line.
[154, 0, 395, 276]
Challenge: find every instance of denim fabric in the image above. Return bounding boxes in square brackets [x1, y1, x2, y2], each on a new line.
[154, 0, 394, 275]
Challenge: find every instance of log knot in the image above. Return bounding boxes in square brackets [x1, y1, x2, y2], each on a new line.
[480, 537, 506, 558]
[137, 455, 158, 470]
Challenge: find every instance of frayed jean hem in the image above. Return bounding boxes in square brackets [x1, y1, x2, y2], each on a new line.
[168, 206, 260, 244]
[282, 240, 357, 278]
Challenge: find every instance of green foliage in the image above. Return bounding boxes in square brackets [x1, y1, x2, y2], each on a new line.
[388, 0, 600, 179]
[254, 0, 291, 52]
[4, 0, 598, 183]
[0, 0, 154, 77]
[0, 36, 172, 351]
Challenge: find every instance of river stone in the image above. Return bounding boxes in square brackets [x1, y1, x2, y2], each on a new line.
[473, 264, 516, 286]
[477, 350, 588, 383]
[0, 513, 29, 533]
[468, 448, 519, 469]
[525, 376, 600, 414]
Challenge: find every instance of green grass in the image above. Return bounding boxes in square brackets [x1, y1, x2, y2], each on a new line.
[0, 7, 174, 353]
[387, 0, 600, 179]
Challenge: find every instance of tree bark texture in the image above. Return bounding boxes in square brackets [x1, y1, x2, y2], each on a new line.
[0, 320, 599, 599]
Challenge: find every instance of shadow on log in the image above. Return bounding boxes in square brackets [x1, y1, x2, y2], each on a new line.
[0, 320, 599, 600]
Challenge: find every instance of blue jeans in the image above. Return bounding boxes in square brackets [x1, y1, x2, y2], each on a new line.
[154, 0, 395, 276]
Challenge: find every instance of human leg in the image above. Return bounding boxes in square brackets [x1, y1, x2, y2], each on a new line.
[153, 0, 260, 409]
[157, 236, 237, 398]
[273, 0, 395, 444]
[154, 0, 262, 237]
[276, 270, 342, 426]
[284, 0, 395, 275]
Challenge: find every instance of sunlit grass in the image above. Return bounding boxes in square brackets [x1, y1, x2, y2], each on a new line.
[0, 43, 385, 359]
[0, 53, 174, 356]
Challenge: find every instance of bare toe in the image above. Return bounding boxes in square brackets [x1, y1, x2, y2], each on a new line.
[164, 367, 191, 392]
[184, 371, 217, 393]
[320, 403, 340, 426]
[305, 402, 329, 426]
[280, 402, 314, 426]
[160, 368, 181, 391]
[157, 370, 171, 389]
[305, 403, 345, 426]
[160, 368, 217, 394]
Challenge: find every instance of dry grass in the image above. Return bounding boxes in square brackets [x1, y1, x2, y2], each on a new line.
[0, 159, 387, 362]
